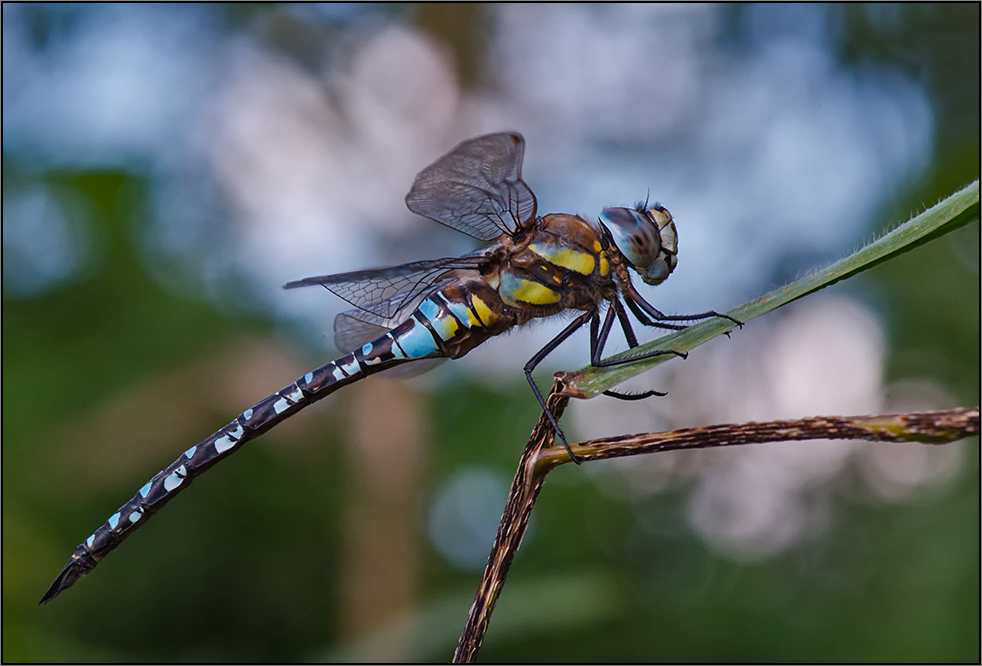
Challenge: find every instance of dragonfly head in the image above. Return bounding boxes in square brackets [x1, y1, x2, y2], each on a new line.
[599, 204, 678, 285]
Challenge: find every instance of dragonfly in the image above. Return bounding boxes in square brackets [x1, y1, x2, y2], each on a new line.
[40, 131, 739, 603]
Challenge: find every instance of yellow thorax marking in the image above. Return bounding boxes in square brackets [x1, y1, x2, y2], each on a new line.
[505, 274, 561, 305]
[598, 252, 610, 276]
[529, 243, 596, 276]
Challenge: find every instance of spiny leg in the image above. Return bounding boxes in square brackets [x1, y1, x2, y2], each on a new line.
[602, 389, 664, 401]
[524, 310, 595, 464]
[604, 286, 744, 400]
[623, 295, 687, 331]
[591, 297, 681, 400]
[625, 281, 743, 328]
[524, 289, 739, 464]
[588, 301, 617, 364]
[612, 295, 640, 347]
[607, 297, 669, 399]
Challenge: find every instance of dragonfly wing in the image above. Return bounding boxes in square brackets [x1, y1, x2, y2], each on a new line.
[332, 287, 440, 351]
[334, 314, 393, 353]
[405, 132, 537, 241]
[284, 255, 485, 319]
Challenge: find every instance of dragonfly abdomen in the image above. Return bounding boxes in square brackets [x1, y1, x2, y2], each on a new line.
[409, 280, 518, 360]
[41, 334, 435, 603]
[41, 359, 353, 602]
[40, 283, 513, 603]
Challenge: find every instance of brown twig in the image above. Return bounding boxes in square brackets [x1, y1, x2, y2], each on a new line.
[539, 406, 980, 468]
[452, 402, 978, 663]
[452, 381, 569, 663]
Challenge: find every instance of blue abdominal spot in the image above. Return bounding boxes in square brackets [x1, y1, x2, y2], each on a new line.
[396, 320, 439, 359]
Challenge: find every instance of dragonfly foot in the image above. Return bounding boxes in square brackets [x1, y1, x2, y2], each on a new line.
[542, 408, 582, 464]
[558, 432, 583, 465]
[603, 388, 667, 401]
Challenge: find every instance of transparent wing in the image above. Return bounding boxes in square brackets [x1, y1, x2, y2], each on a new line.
[283, 255, 485, 320]
[332, 290, 437, 351]
[405, 132, 537, 241]
[334, 314, 395, 353]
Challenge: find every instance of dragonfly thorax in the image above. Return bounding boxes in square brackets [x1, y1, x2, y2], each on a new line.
[598, 205, 678, 286]
[485, 213, 618, 316]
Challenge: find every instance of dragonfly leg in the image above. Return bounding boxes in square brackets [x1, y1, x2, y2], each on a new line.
[524, 310, 595, 464]
[588, 302, 617, 363]
[592, 296, 677, 400]
[608, 297, 668, 399]
[590, 300, 686, 369]
[612, 296, 640, 347]
[624, 295, 687, 331]
[625, 282, 743, 328]
[599, 386, 671, 400]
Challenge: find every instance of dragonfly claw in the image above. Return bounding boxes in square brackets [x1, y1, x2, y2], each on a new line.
[603, 388, 668, 401]
[542, 408, 582, 464]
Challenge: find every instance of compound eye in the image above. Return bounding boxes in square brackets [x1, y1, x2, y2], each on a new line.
[648, 207, 677, 255]
[644, 253, 677, 285]
[598, 207, 662, 270]
[639, 206, 678, 285]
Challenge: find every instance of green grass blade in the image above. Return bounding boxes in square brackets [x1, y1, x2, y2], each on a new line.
[561, 180, 980, 399]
